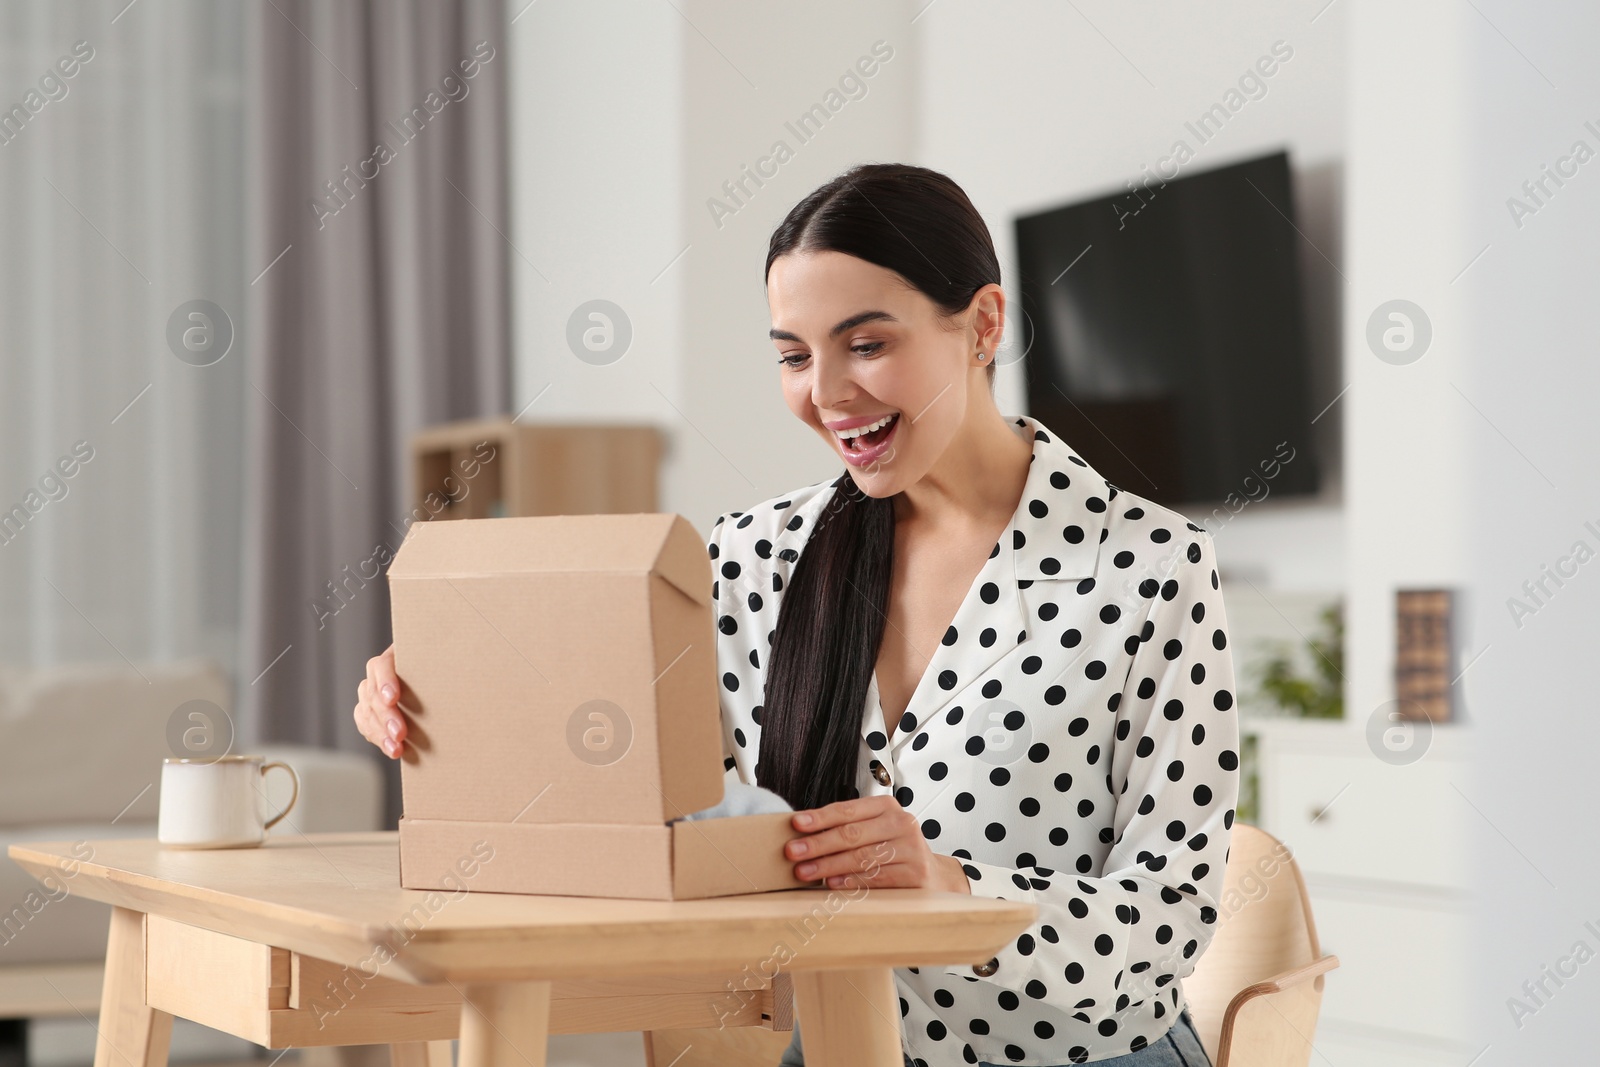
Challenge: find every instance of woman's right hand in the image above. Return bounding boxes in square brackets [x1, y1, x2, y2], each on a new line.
[353, 643, 408, 758]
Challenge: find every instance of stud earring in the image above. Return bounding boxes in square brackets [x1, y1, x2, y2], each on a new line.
[977, 350, 987, 361]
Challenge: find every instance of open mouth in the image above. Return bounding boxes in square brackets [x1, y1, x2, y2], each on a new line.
[839, 412, 899, 453]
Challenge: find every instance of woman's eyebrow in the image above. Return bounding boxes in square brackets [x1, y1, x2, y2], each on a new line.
[769, 309, 898, 342]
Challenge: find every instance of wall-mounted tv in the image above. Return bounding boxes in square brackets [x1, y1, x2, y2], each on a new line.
[1014, 150, 1319, 506]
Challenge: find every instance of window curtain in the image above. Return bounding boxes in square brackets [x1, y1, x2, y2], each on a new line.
[240, 0, 511, 825]
[0, 2, 248, 672]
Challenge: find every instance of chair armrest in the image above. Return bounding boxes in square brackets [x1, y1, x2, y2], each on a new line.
[1216, 955, 1340, 1067]
[1233, 953, 1340, 999]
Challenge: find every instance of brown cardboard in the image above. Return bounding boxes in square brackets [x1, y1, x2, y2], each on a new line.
[396, 811, 812, 900]
[671, 811, 812, 898]
[389, 513, 814, 899]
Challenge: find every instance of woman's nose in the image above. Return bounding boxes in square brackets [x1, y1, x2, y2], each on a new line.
[809, 350, 854, 409]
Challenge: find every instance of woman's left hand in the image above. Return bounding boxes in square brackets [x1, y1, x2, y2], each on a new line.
[785, 796, 972, 893]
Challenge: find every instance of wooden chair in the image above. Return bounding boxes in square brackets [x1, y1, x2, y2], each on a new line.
[644, 822, 1338, 1067]
[1183, 822, 1339, 1067]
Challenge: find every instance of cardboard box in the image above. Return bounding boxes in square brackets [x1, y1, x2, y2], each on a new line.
[388, 513, 813, 899]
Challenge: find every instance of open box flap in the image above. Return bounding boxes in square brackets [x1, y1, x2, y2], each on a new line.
[388, 513, 710, 607]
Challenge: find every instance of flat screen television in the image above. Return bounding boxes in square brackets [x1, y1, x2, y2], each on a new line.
[1014, 150, 1319, 506]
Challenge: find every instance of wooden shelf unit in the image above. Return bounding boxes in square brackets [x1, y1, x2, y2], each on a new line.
[410, 417, 663, 520]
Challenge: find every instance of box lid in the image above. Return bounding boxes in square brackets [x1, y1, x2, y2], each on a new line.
[388, 513, 726, 827]
[386, 512, 710, 607]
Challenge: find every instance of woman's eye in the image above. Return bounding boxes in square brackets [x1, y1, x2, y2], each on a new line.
[777, 342, 882, 367]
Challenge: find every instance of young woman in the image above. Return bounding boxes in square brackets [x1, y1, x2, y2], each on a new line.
[354, 163, 1239, 1067]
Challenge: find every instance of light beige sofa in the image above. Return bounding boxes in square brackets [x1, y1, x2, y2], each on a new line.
[0, 659, 384, 1064]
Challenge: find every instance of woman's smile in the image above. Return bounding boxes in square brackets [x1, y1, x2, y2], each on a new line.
[830, 410, 901, 466]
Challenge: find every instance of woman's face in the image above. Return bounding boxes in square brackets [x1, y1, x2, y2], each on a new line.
[767, 250, 994, 498]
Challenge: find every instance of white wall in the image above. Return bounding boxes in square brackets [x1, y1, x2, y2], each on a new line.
[914, 1, 1349, 599]
[1339, 0, 1600, 1054]
[1343, 0, 1479, 725]
[508, 0, 920, 532]
[673, 1, 920, 528]
[507, 0, 686, 427]
[1447, 0, 1600, 1057]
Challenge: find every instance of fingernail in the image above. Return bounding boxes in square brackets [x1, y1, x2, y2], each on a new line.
[386, 718, 402, 738]
[382, 684, 396, 704]
[795, 812, 813, 828]
[797, 863, 816, 877]
[788, 840, 808, 857]
[382, 739, 398, 757]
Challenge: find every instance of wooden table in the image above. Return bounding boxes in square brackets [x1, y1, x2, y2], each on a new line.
[8, 832, 1034, 1067]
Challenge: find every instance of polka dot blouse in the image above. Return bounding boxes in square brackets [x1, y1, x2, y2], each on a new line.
[704, 414, 1240, 1066]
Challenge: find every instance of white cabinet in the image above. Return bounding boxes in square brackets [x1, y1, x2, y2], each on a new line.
[1245, 718, 1475, 1064]
[1263, 748, 1469, 891]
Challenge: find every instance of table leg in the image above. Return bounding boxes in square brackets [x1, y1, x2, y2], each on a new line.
[791, 967, 903, 1067]
[456, 982, 551, 1067]
[389, 1041, 454, 1067]
[93, 908, 173, 1067]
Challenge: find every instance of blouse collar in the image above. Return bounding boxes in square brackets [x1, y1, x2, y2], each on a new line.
[1005, 413, 1113, 583]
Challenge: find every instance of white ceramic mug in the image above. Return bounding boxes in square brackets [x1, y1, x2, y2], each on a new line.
[158, 755, 300, 849]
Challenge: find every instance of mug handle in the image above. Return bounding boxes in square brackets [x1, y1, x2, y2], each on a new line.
[260, 761, 300, 832]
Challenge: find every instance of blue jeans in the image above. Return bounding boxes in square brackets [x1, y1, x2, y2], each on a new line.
[776, 1006, 1211, 1067]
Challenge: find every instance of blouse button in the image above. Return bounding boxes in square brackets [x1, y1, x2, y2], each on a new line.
[972, 957, 999, 977]
[870, 760, 891, 787]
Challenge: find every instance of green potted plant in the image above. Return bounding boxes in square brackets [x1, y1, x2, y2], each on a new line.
[1235, 601, 1344, 826]
[1250, 601, 1344, 719]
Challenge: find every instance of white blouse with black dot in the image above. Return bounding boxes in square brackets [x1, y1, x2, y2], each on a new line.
[705, 414, 1240, 1067]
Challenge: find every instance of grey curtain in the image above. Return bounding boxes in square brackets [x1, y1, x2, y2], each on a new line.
[239, 0, 510, 827]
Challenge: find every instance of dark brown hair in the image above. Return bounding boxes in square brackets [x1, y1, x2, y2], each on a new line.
[756, 163, 1001, 811]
